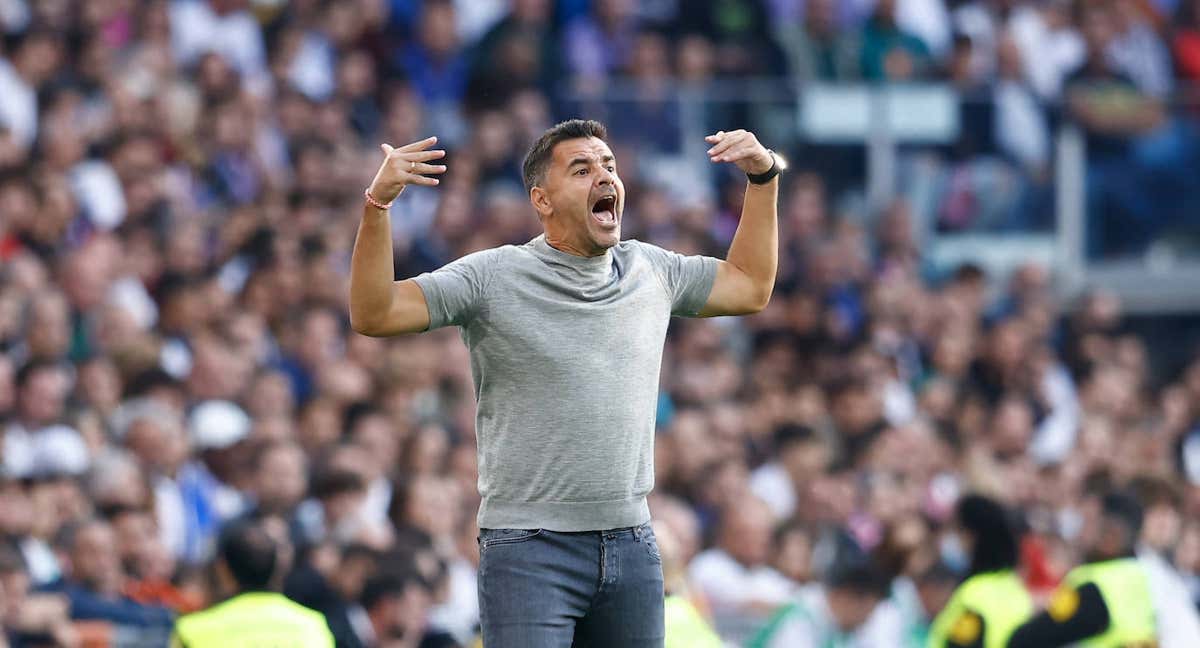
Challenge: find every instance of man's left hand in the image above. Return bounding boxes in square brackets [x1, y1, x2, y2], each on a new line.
[705, 130, 772, 175]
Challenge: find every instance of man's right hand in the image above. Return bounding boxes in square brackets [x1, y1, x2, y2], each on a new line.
[367, 136, 447, 205]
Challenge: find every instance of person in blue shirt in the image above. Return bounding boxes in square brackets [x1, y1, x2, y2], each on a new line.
[44, 518, 175, 633]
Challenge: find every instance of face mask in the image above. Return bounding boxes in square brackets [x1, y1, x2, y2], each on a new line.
[940, 534, 968, 574]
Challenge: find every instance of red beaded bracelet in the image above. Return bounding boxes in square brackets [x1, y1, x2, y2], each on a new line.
[364, 188, 394, 210]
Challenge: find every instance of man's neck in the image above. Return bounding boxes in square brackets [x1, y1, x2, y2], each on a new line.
[544, 233, 603, 258]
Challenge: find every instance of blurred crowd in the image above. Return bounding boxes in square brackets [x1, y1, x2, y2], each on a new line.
[4, 0, 1200, 646]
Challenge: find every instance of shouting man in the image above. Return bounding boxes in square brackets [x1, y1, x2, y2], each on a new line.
[349, 119, 783, 647]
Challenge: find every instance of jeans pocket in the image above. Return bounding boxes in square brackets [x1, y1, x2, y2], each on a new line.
[640, 524, 662, 563]
[480, 528, 543, 549]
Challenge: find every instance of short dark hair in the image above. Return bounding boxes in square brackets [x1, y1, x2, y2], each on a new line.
[344, 401, 385, 434]
[1102, 490, 1144, 539]
[773, 424, 817, 453]
[521, 119, 608, 192]
[915, 561, 959, 585]
[15, 359, 60, 389]
[54, 517, 108, 553]
[825, 560, 891, 598]
[218, 520, 278, 591]
[309, 465, 366, 500]
[124, 367, 181, 399]
[956, 494, 1020, 575]
[0, 543, 25, 575]
[360, 568, 426, 611]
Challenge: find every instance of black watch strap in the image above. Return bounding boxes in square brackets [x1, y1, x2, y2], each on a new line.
[747, 150, 782, 185]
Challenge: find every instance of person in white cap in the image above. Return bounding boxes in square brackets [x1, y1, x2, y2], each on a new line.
[186, 400, 252, 523]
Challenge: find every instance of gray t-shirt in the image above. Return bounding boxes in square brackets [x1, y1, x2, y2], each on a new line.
[412, 234, 717, 531]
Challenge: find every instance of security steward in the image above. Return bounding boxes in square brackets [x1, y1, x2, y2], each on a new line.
[1008, 491, 1156, 647]
[171, 520, 335, 647]
[928, 494, 1033, 648]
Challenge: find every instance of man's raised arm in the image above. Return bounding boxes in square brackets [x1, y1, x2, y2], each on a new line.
[349, 137, 446, 337]
[698, 129, 780, 317]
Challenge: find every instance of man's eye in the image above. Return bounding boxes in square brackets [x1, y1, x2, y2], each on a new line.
[576, 168, 588, 175]
[605, 166, 615, 172]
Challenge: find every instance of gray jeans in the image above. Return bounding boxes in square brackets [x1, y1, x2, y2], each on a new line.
[477, 522, 665, 647]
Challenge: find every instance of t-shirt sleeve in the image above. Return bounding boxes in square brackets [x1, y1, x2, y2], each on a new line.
[411, 248, 499, 330]
[634, 241, 719, 317]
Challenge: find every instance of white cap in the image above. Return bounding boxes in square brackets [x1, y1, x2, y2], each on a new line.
[32, 425, 91, 478]
[188, 400, 251, 450]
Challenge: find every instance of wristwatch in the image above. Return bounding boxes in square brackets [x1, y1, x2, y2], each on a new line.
[747, 149, 786, 185]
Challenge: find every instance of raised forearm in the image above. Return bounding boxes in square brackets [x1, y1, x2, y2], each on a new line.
[349, 203, 396, 334]
[725, 179, 779, 307]
[698, 130, 781, 316]
[348, 137, 445, 336]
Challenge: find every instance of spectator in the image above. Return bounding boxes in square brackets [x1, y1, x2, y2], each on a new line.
[360, 566, 457, 648]
[185, 400, 252, 523]
[776, 0, 863, 81]
[860, 0, 932, 80]
[656, 520, 722, 648]
[898, 561, 959, 646]
[1008, 0, 1086, 100]
[561, 0, 639, 84]
[120, 397, 243, 567]
[243, 439, 309, 545]
[285, 542, 380, 648]
[827, 376, 887, 469]
[1065, 0, 1178, 257]
[109, 506, 204, 614]
[396, 0, 469, 142]
[677, 0, 787, 77]
[46, 518, 175, 637]
[927, 495, 1033, 648]
[468, 0, 557, 104]
[168, 1, 268, 91]
[1110, 0, 1176, 97]
[172, 519, 333, 647]
[0, 30, 63, 150]
[688, 497, 795, 642]
[299, 453, 373, 547]
[748, 561, 902, 647]
[750, 424, 830, 519]
[0, 544, 78, 647]
[994, 36, 1051, 175]
[3, 361, 83, 483]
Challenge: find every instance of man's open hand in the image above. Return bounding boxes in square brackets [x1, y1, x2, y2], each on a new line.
[367, 136, 447, 204]
[705, 129, 773, 175]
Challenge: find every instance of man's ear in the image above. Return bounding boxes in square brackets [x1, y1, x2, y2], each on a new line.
[215, 558, 237, 595]
[530, 186, 552, 220]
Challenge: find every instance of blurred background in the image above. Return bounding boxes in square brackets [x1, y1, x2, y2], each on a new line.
[2, 0, 1200, 646]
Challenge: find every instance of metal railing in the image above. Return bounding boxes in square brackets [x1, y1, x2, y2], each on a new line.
[554, 79, 1200, 313]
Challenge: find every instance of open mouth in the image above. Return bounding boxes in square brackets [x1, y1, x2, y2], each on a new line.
[591, 195, 618, 227]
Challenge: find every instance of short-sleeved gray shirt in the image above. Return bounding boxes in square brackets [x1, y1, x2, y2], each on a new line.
[412, 234, 717, 531]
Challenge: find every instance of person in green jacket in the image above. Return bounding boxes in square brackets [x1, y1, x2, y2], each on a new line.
[927, 494, 1033, 648]
[656, 520, 723, 648]
[1008, 490, 1156, 647]
[171, 520, 334, 648]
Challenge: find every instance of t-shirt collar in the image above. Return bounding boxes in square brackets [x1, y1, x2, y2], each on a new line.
[530, 234, 614, 271]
